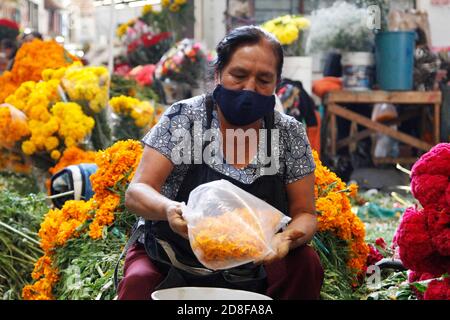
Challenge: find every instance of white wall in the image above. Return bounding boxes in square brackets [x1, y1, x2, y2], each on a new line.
[417, 0, 450, 50]
[94, 5, 147, 46]
[194, 0, 227, 51]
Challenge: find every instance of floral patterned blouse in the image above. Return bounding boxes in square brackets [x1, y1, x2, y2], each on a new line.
[141, 94, 315, 200]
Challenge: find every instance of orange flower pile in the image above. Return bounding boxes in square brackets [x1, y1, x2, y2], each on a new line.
[313, 150, 369, 274]
[191, 208, 281, 270]
[22, 255, 58, 300]
[0, 104, 30, 149]
[22, 199, 95, 300]
[23, 140, 143, 299]
[89, 140, 143, 239]
[0, 39, 78, 103]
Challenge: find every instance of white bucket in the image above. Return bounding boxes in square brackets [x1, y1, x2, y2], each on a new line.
[151, 287, 273, 300]
[341, 52, 374, 90]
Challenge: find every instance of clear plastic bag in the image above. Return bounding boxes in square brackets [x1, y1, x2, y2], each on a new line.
[371, 103, 398, 122]
[182, 179, 291, 270]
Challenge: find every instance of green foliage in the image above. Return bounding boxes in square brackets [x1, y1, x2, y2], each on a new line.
[52, 219, 133, 300]
[110, 74, 159, 102]
[0, 191, 48, 300]
[313, 232, 358, 300]
[0, 172, 39, 196]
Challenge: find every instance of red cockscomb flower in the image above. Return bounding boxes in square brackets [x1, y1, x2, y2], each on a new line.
[375, 237, 387, 249]
[423, 278, 450, 300]
[408, 271, 438, 300]
[426, 206, 450, 257]
[396, 207, 448, 275]
[367, 244, 383, 266]
[411, 143, 450, 208]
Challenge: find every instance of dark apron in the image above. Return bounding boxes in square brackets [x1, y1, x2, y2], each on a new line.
[144, 95, 289, 294]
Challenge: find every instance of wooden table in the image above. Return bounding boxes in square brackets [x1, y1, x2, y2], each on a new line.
[324, 90, 442, 164]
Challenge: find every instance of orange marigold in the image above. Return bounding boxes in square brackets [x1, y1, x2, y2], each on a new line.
[88, 140, 142, 238]
[91, 139, 142, 202]
[38, 199, 95, 253]
[0, 104, 30, 149]
[0, 39, 78, 103]
[48, 147, 97, 176]
[312, 150, 369, 274]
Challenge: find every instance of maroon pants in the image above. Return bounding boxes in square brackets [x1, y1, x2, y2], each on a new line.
[117, 242, 324, 300]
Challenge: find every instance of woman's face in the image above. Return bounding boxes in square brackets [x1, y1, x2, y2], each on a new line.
[218, 40, 278, 96]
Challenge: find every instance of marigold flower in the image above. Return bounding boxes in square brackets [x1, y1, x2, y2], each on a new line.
[169, 3, 180, 12]
[21, 140, 36, 155]
[50, 150, 61, 160]
[0, 40, 78, 103]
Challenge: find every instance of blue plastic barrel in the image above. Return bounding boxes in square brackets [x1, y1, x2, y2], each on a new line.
[375, 31, 415, 91]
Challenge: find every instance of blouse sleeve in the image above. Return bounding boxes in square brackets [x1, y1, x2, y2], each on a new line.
[141, 102, 192, 163]
[284, 119, 316, 184]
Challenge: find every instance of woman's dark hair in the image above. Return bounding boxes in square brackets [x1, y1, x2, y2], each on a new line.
[214, 25, 284, 80]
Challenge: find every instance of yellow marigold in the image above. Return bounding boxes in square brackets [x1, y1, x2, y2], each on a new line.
[261, 15, 310, 46]
[51, 102, 95, 147]
[44, 136, 59, 152]
[50, 150, 61, 160]
[0, 39, 78, 103]
[162, 0, 171, 7]
[175, 0, 186, 4]
[61, 64, 109, 113]
[109, 96, 155, 128]
[169, 3, 180, 12]
[31, 255, 58, 282]
[109, 95, 140, 114]
[22, 140, 36, 155]
[142, 4, 153, 15]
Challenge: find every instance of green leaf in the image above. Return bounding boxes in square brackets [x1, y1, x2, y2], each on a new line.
[411, 282, 428, 294]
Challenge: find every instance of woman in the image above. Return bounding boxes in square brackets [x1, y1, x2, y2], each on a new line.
[118, 26, 324, 300]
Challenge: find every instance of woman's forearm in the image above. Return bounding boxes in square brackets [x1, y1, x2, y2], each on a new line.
[125, 182, 176, 220]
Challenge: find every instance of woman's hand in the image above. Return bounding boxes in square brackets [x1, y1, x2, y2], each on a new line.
[166, 202, 189, 239]
[255, 229, 305, 265]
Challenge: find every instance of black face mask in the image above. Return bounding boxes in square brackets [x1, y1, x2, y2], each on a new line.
[212, 85, 275, 126]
